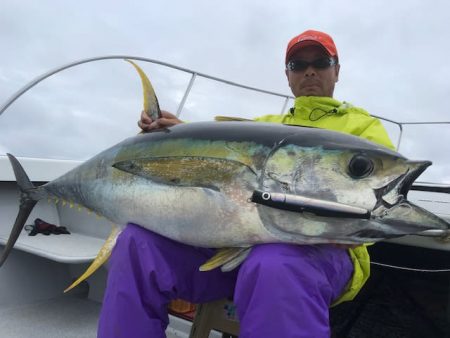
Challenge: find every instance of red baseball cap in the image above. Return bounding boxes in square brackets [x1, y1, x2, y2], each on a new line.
[285, 30, 338, 63]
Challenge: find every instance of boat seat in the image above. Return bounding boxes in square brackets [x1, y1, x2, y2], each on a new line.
[189, 298, 239, 338]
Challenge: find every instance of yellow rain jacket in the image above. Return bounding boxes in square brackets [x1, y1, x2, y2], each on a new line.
[254, 96, 395, 306]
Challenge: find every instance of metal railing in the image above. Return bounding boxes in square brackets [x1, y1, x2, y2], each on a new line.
[1, 55, 449, 152]
[0, 56, 293, 117]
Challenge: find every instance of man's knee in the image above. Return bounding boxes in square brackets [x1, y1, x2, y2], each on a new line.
[240, 243, 317, 276]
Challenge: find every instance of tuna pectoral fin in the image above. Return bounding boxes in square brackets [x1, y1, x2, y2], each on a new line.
[64, 227, 121, 293]
[199, 247, 252, 272]
[113, 157, 256, 189]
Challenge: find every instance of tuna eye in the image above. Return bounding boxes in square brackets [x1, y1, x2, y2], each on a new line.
[348, 155, 373, 178]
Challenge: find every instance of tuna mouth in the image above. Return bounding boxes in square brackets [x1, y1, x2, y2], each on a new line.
[398, 160, 432, 197]
[376, 160, 432, 207]
[372, 160, 450, 234]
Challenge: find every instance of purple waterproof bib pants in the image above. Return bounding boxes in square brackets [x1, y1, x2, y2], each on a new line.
[98, 223, 353, 338]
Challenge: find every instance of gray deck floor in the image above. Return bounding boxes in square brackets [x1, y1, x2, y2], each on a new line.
[0, 295, 200, 338]
[0, 296, 101, 338]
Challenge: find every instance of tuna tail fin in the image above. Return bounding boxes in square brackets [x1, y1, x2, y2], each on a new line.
[64, 227, 121, 293]
[0, 154, 45, 267]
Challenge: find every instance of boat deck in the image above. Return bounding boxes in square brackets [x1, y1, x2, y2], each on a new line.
[0, 296, 100, 338]
[0, 294, 199, 338]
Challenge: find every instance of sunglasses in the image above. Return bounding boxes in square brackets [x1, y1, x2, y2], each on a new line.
[286, 57, 337, 72]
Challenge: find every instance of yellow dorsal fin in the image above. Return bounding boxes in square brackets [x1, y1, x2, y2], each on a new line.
[199, 247, 249, 271]
[125, 59, 161, 121]
[214, 116, 253, 122]
[64, 227, 121, 293]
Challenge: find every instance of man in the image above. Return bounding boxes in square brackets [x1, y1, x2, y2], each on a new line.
[98, 30, 394, 337]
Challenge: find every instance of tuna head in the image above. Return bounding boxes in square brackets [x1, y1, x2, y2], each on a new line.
[254, 129, 449, 244]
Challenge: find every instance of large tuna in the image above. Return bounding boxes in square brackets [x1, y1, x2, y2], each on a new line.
[1, 61, 448, 291]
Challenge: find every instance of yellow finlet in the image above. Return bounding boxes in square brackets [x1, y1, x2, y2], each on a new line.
[199, 247, 249, 271]
[64, 227, 121, 293]
[125, 59, 161, 121]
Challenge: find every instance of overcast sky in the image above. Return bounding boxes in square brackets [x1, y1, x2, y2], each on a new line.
[0, 0, 449, 183]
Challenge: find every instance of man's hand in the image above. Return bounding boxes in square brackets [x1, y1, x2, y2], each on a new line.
[138, 110, 183, 132]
